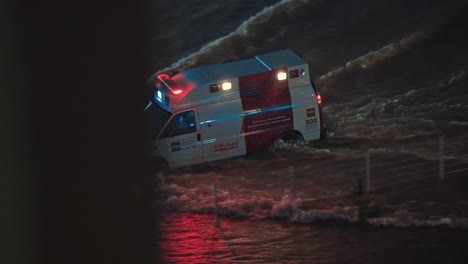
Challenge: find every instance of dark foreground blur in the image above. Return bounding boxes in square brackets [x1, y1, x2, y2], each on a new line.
[1, 1, 159, 263]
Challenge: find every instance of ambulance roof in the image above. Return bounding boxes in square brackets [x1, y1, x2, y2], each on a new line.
[161, 49, 308, 112]
[178, 49, 306, 86]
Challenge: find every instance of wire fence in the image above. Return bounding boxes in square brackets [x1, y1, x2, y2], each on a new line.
[157, 135, 468, 261]
[209, 135, 468, 227]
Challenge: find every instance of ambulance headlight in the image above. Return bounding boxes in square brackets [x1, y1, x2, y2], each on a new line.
[222, 82, 232, 91]
[277, 72, 287, 80]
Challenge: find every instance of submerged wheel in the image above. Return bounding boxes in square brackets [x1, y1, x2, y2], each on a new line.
[281, 132, 304, 145]
[271, 131, 305, 151]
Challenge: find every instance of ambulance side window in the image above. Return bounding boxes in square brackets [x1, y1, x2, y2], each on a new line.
[160, 110, 196, 138]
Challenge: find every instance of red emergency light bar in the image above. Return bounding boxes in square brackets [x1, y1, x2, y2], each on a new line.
[157, 73, 170, 80]
[156, 74, 183, 95]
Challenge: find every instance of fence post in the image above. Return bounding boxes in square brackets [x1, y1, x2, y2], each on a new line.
[289, 166, 296, 200]
[365, 150, 371, 192]
[439, 135, 445, 181]
[213, 184, 220, 228]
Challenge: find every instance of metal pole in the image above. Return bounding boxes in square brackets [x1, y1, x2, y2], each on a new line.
[365, 151, 371, 192]
[439, 135, 445, 181]
[289, 166, 296, 200]
[214, 184, 220, 228]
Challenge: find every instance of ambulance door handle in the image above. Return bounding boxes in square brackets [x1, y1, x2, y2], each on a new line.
[197, 133, 201, 142]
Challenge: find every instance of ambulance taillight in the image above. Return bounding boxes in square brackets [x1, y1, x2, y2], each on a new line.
[316, 94, 322, 106]
[318, 93, 326, 138]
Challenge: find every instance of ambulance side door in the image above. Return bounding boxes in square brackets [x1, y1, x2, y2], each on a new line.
[198, 101, 246, 162]
[158, 109, 203, 168]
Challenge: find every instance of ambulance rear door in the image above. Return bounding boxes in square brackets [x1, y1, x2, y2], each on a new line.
[287, 67, 321, 142]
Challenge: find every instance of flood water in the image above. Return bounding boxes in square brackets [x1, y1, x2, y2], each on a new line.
[156, 144, 468, 263]
[161, 213, 468, 264]
[146, 0, 468, 262]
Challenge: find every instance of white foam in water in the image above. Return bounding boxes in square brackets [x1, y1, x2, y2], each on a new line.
[149, 0, 326, 80]
[368, 216, 468, 229]
[161, 186, 357, 222]
[319, 29, 433, 83]
[448, 67, 468, 85]
[162, 187, 468, 228]
[150, 2, 284, 78]
[449, 121, 468, 127]
[293, 145, 364, 159]
[158, 168, 468, 229]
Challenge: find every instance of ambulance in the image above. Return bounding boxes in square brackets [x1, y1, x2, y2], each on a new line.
[145, 49, 326, 169]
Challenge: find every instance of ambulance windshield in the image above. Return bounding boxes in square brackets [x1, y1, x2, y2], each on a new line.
[146, 102, 171, 138]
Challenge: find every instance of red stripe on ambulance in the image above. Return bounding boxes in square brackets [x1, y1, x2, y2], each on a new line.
[239, 68, 293, 153]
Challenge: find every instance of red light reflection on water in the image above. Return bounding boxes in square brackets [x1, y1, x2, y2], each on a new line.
[161, 213, 233, 264]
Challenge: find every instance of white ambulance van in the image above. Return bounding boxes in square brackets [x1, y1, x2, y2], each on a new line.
[145, 49, 326, 169]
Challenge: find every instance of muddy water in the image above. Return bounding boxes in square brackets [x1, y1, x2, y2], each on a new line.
[161, 213, 468, 264]
[148, 1, 468, 262]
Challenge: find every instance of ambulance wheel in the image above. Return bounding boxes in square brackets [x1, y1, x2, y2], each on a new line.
[271, 131, 305, 151]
